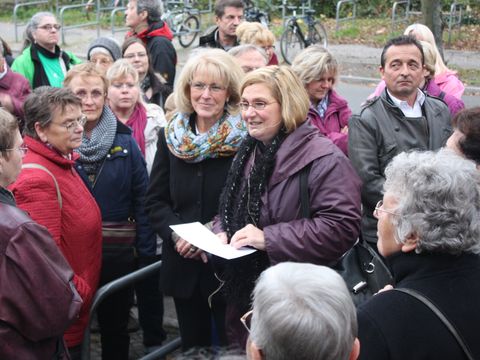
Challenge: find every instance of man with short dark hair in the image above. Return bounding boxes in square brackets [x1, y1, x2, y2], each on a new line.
[349, 35, 452, 247]
[125, 0, 176, 87]
[199, 0, 244, 50]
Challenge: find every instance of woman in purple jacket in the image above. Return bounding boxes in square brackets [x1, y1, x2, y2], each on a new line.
[212, 66, 362, 348]
[291, 45, 352, 156]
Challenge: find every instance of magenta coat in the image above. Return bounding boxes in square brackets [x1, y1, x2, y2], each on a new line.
[424, 79, 464, 116]
[0, 66, 31, 125]
[308, 89, 351, 156]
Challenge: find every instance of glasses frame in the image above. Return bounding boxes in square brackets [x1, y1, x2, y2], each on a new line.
[190, 82, 226, 93]
[53, 115, 88, 133]
[2, 146, 28, 156]
[37, 24, 61, 31]
[240, 309, 253, 333]
[374, 200, 400, 217]
[239, 100, 277, 111]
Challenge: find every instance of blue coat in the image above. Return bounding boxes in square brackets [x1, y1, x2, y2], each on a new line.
[76, 121, 156, 257]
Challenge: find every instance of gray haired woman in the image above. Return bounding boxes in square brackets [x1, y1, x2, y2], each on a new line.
[11, 11, 81, 89]
[358, 149, 480, 359]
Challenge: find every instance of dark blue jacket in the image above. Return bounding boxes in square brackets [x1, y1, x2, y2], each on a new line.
[76, 121, 156, 257]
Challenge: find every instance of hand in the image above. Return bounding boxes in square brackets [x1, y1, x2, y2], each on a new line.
[175, 238, 208, 263]
[376, 284, 394, 294]
[216, 231, 228, 244]
[230, 224, 265, 250]
[341, 126, 349, 134]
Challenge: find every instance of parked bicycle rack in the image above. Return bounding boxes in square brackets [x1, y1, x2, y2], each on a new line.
[391, 0, 410, 33]
[13, 0, 51, 42]
[447, 1, 465, 45]
[80, 260, 182, 360]
[335, 0, 357, 31]
[57, 0, 100, 45]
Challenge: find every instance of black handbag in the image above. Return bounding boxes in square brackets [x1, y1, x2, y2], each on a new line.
[299, 163, 393, 307]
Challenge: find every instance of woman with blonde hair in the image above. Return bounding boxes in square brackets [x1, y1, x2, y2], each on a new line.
[106, 59, 166, 173]
[420, 41, 464, 116]
[236, 21, 278, 65]
[145, 48, 246, 351]
[404, 23, 464, 99]
[212, 66, 362, 348]
[292, 45, 351, 155]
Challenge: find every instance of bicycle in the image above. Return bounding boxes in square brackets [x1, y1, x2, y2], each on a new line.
[279, 2, 328, 65]
[244, 0, 269, 27]
[161, 3, 201, 48]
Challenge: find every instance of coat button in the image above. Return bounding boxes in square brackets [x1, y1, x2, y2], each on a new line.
[107, 154, 111, 158]
[123, 149, 128, 153]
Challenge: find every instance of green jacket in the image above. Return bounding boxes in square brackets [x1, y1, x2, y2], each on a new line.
[11, 46, 82, 88]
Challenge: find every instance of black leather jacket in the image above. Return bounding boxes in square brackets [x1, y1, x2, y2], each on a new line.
[348, 90, 452, 243]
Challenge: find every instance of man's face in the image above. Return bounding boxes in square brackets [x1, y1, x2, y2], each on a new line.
[380, 44, 424, 101]
[235, 50, 267, 73]
[216, 6, 244, 38]
[125, 0, 146, 29]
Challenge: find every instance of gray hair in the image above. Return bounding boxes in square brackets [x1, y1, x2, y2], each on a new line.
[228, 44, 268, 64]
[0, 40, 4, 59]
[0, 108, 18, 159]
[384, 149, 480, 255]
[291, 45, 339, 87]
[23, 11, 56, 50]
[23, 86, 82, 140]
[250, 262, 357, 360]
[136, 0, 162, 24]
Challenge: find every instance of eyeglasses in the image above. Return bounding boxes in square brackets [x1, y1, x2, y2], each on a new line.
[90, 58, 113, 66]
[53, 115, 87, 133]
[190, 82, 226, 93]
[110, 82, 136, 90]
[74, 89, 105, 100]
[374, 200, 400, 217]
[2, 146, 28, 156]
[240, 309, 253, 333]
[124, 52, 147, 60]
[37, 24, 61, 31]
[261, 45, 275, 51]
[239, 100, 277, 111]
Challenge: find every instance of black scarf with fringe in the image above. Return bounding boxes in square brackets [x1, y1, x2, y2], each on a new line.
[217, 131, 286, 308]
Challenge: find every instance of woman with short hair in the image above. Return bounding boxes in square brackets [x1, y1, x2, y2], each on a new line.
[64, 62, 156, 359]
[145, 48, 246, 351]
[236, 21, 278, 65]
[10, 87, 102, 359]
[12, 12, 81, 88]
[213, 66, 362, 348]
[446, 107, 480, 165]
[357, 149, 480, 359]
[292, 45, 351, 156]
[106, 59, 166, 174]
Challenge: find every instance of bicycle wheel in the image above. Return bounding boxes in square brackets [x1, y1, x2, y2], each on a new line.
[280, 24, 305, 65]
[310, 21, 328, 48]
[178, 15, 200, 48]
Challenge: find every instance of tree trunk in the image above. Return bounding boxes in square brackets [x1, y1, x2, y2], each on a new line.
[421, 0, 444, 60]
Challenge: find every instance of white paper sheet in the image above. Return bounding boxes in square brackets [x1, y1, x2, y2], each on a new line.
[170, 222, 257, 260]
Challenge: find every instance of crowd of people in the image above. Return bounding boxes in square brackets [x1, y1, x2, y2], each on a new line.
[0, 0, 479, 359]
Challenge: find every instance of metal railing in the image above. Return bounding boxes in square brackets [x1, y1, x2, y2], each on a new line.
[335, 0, 357, 31]
[57, 0, 100, 45]
[391, 0, 410, 33]
[81, 260, 182, 360]
[13, 0, 51, 42]
[447, 1, 465, 45]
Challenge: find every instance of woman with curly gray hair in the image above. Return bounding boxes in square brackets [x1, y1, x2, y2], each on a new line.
[357, 149, 480, 360]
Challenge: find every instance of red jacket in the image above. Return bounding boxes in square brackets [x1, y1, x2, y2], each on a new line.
[10, 136, 102, 347]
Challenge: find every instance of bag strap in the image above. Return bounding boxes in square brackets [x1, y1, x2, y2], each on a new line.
[439, 91, 446, 100]
[299, 163, 312, 218]
[394, 288, 474, 360]
[22, 163, 63, 210]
